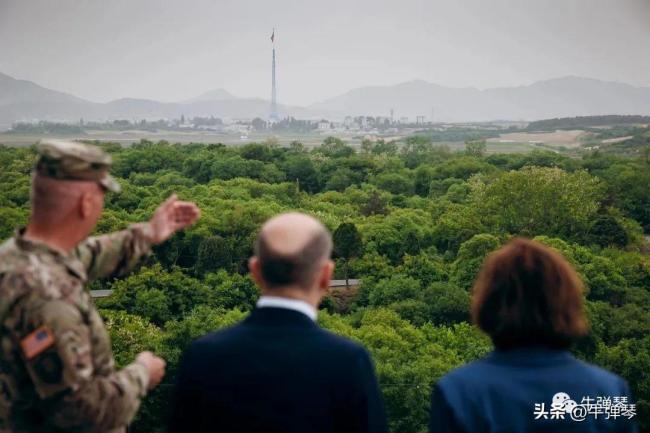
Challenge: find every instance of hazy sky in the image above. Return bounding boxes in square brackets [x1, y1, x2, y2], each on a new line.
[1, 0, 649, 106]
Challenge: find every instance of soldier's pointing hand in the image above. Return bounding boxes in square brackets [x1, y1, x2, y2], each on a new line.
[146, 194, 201, 244]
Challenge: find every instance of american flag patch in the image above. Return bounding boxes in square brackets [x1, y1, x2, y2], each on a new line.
[20, 326, 55, 360]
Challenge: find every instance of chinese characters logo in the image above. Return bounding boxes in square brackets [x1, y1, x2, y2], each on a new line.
[534, 392, 636, 421]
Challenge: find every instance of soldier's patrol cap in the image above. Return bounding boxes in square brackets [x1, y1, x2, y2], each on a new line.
[35, 139, 121, 193]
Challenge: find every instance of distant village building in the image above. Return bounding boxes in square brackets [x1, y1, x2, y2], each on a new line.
[223, 123, 251, 134]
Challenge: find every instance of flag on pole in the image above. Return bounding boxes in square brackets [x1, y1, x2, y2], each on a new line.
[271, 29, 275, 43]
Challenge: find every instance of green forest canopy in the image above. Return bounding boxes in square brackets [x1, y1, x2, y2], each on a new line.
[0, 137, 649, 433]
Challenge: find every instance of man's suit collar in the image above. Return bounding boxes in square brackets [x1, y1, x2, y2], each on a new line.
[245, 307, 318, 328]
[256, 296, 317, 321]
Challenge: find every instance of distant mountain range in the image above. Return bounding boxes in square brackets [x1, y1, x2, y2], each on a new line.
[309, 76, 650, 122]
[2, 71, 650, 130]
[0, 72, 324, 130]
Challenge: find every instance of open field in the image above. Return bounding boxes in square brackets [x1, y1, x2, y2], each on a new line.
[0, 130, 535, 153]
[487, 129, 588, 148]
[441, 140, 535, 153]
[0, 130, 349, 147]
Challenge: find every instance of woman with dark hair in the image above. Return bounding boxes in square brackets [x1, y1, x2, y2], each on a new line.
[429, 238, 637, 433]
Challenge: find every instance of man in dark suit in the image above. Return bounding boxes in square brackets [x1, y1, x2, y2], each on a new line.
[168, 212, 389, 433]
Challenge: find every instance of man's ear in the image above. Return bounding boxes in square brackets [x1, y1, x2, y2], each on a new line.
[79, 191, 94, 219]
[249, 257, 264, 287]
[318, 260, 335, 293]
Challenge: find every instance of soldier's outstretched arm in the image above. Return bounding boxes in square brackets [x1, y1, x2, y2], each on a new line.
[15, 298, 151, 431]
[74, 222, 153, 281]
[74, 194, 200, 281]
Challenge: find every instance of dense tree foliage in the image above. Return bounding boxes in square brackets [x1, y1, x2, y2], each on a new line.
[0, 139, 648, 432]
[333, 222, 363, 287]
[527, 115, 650, 130]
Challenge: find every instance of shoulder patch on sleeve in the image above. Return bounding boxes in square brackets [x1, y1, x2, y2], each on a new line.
[20, 326, 55, 360]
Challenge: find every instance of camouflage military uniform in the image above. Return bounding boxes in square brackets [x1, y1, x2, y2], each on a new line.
[0, 140, 153, 433]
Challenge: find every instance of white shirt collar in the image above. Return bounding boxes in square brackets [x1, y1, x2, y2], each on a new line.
[256, 296, 318, 321]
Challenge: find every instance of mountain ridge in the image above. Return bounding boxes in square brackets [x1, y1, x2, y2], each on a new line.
[0, 72, 325, 129]
[309, 76, 650, 122]
[2, 72, 650, 129]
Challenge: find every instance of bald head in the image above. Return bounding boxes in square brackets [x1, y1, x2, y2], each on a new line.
[255, 213, 333, 289]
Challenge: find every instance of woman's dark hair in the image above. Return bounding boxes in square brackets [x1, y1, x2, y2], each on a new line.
[471, 238, 588, 350]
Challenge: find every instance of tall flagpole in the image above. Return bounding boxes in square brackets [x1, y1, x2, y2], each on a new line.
[270, 28, 279, 121]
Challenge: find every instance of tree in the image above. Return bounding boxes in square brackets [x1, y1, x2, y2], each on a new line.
[589, 212, 629, 247]
[362, 209, 434, 263]
[316, 136, 354, 158]
[0, 207, 28, 239]
[599, 162, 650, 231]
[280, 155, 320, 193]
[452, 234, 501, 290]
[422, 283, 470, 325]
[431, 203, 484, 253]
[372, 140, 398, 156]
[595, 337, 650, 430]
[333, 222, 363, 288]
[431, 156, 495, 180]
[195, 235, 233, 275]
[361, 138, 373, 154]
[361, 190, 388, 216]
[239, 142, 272, 161]
[465, 138, 487, 156]
[344, 308, 463, 433]
[100, 310, 166, 433]
[162, 306, 247, 364]
[445, 182, 470, 203]
[372, 172, 414, 195]
[473, 167, 605, 240]
[98, 264, 211, 325]
[400, 252, 448, 286]
[401, 135, 435, 168]
[204, 270, 260, 311]
[101, 310, 164, 368]
[414, 165, 435, 196]
[325, 168, 357, 191]
[368, 274, 421, 307]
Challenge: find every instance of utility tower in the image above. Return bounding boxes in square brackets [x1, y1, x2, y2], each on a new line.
[270, 28, 279, 121]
